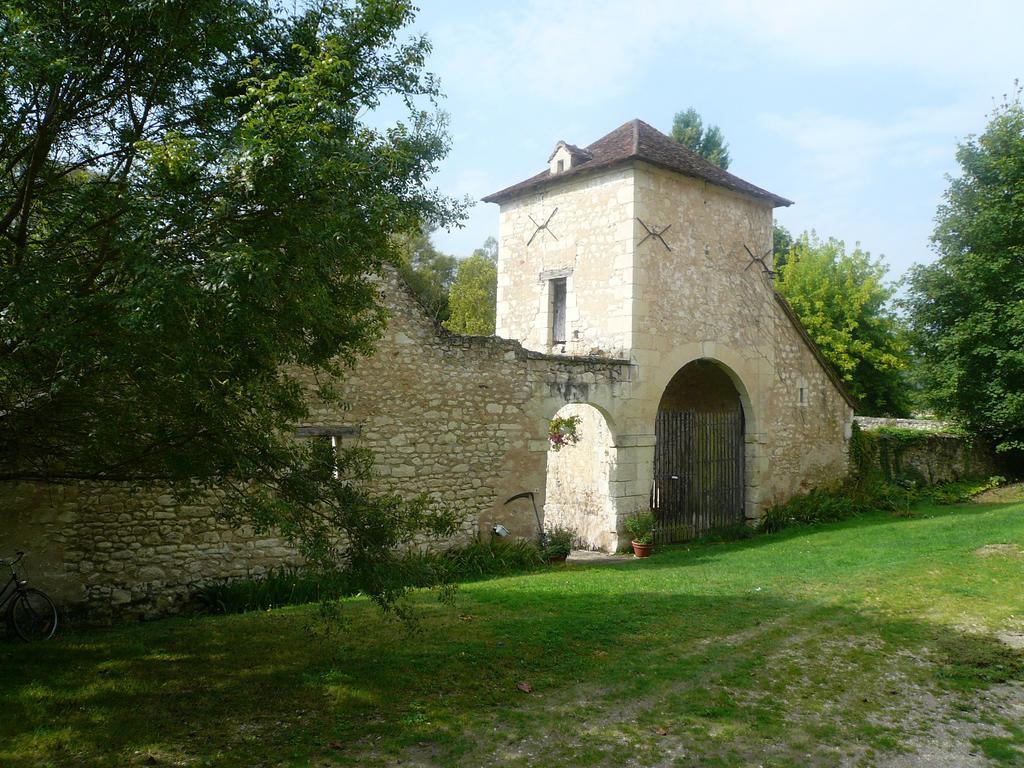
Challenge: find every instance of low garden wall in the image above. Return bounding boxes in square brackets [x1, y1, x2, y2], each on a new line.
[852, 417, 997, 486]
[0, 272, 632, 623]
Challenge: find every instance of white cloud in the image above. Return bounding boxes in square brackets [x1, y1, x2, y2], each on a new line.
[760, 102, 978, 197]
[427, 0, 701, 107]
[716, 0, 1022, 81]
[426, 0, 1023, 103]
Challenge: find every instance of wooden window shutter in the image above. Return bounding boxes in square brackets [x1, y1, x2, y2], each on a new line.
[551, 278, 567, 344]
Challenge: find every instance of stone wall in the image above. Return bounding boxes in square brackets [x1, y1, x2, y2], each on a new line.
[0, 272, 633, 620]
[897, 435, 996, 485]
[854, 416, 950, 432]
[495, 167, 635, 358]
[854, 418, 997, 486]
[3, 482, 299, 622]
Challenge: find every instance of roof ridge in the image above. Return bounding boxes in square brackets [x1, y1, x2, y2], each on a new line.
[483, 118, 792, 207]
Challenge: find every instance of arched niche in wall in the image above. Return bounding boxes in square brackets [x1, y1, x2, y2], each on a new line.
[544, 403, 617, 552]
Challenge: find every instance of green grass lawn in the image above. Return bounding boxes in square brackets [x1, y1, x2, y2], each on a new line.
[4, 497, 1024, 767]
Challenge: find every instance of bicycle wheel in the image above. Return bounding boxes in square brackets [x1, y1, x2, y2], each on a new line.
[10, 588, 58, 641]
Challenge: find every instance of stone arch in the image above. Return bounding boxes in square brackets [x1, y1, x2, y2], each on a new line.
[649, 348, 760, 539]
[544, 402, 617, 552]
[642, 342, 760, 435]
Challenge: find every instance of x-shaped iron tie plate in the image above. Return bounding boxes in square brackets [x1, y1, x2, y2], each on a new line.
[744, 244, 776, 278]
[636, 217, 672, 251]
[527, 208, 559, 245]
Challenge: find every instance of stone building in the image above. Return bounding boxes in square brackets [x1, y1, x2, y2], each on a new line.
[2, 119, 856, 619]
[484, 119, 856, 550]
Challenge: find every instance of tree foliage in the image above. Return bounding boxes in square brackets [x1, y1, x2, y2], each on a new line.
[670, 107, 731, 169]
[776, 233, 910, 416]
[904, 90, 1024, 454]
[444, 237, 497, 335]
[773, 224, 794, 270]
[394, 225, 458, 323]
[0, 0, 464, 612]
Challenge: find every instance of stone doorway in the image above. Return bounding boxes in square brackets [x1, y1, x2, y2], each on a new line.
[544, 403, 617, 552]
[652, 360, 745, 542]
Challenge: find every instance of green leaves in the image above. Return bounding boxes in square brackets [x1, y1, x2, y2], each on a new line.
[0, 1, 464, 613]
[393, 225, 459, 323]
[444, 238, 497, 336]
[776, 232, 910, 416]
[670, 107, 731, 170]
[904, 89, 1024, 454]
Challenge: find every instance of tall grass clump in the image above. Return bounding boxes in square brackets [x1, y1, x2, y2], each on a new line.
[194, 535, 548, 615]
[410, 535, 547, 582]
[759, 476, 1005, 534]
[193, 566, 354, 615]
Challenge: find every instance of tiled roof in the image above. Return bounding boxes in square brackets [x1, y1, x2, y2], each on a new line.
[483, 119, 793, 207]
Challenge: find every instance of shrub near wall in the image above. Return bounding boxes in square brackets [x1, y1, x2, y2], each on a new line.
[760, 422, 1003, 533]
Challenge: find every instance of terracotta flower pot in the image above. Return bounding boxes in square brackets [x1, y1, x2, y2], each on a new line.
[632, 540, 652, 558]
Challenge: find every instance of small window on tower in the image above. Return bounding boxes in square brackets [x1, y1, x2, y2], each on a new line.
[551, 277, 567, 345]
[796, 376, 810, 407]
[556, 159, 565, 173]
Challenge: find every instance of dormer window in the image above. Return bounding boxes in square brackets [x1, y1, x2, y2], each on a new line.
[547, 141, 592, 175]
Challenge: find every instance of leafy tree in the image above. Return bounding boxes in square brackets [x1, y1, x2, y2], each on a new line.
[472, 235, 498, 262]
[0, 1, 464, 612]
[776, 233, 910, 416]
[670, 107, 731, 169]
[904, 90, 1024, 454]
[773, 224, 794, 270]
[394, 226, 458, 323]
[445, 237, 498, 335]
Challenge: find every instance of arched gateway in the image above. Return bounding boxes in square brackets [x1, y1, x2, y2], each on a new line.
[653, 360, 745, 542]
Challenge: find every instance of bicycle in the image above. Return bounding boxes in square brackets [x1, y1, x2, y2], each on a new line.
[1, 551, 58, 641]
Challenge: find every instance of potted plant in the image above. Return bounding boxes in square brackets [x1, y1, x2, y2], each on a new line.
[542, 525, 575, 563]
[625, 512, 656, 558]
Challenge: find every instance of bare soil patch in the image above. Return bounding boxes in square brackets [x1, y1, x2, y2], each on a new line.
[973, 543, 1023, 558]
[974, 483, 1024, 505]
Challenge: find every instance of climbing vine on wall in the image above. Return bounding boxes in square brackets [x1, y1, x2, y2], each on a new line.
[850, 424, 967, 486]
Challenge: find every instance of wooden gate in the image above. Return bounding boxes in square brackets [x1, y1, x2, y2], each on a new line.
[652, 408, 745, 543]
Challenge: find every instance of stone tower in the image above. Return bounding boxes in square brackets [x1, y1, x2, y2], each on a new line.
[484, 119, 855, 550]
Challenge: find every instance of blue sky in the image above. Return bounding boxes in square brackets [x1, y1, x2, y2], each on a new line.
[401, 0, 1023, 281]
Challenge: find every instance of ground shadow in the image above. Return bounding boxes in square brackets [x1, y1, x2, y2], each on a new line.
[3, 567, 1023, 766]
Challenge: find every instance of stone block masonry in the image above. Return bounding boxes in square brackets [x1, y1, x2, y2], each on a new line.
[1, 270, 633, 621]
[3, 481, 300, 622]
